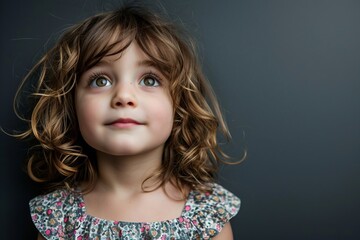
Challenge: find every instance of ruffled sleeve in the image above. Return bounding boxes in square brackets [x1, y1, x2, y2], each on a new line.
[189, 183, 241, 239]
[29, 189, 84, 240]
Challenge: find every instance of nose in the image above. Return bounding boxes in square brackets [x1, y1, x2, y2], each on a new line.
[111, 82, 137, 108]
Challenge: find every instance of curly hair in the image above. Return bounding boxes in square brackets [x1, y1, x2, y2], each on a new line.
[14, 3, 238, 195]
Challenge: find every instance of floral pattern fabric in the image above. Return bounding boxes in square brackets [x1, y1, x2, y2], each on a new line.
[30, 183, 240, 239]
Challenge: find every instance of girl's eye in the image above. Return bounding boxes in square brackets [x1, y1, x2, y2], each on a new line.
[89, 77, 112, 88]
[139, 75, 160, 87]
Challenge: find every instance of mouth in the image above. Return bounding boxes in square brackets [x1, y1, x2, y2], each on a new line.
[106, 118, 143, 128]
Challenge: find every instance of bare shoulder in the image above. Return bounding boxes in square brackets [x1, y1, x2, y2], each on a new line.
[37, 233, 45, 240]
[212, 222, 234, 240]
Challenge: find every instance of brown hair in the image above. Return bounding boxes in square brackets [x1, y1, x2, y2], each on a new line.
[14, 3, 240, 194]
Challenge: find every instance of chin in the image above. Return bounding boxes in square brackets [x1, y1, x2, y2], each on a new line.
[101, 148, 141, 156]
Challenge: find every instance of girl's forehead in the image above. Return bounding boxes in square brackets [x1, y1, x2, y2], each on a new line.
[93, 41, 154, 66]
[79, 21, 177, 77]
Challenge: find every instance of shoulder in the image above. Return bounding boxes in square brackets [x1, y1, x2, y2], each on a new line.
[208, 183, 241, 211]
[29, 188, 84, 239]
[185, 183, 240, 238]
[191, 183, 241, 217]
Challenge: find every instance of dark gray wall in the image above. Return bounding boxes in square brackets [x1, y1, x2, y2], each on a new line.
[1, 0, 359, 239]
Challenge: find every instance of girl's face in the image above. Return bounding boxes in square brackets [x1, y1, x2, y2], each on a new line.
[75, 42, 173, 158]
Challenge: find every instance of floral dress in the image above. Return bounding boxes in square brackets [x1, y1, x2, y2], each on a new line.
[30, 183, 240, 239]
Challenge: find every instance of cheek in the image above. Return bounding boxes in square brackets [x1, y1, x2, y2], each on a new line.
[77, 105, 94, 124]
[75, 95, 103, 141]
[76, 103, 94, 139]
[150, 96, 174, 132]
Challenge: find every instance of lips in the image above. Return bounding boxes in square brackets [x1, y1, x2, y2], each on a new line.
[106, 118, 142, 127]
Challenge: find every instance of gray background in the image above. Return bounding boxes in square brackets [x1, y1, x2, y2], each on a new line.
[1, 0, 360, 239]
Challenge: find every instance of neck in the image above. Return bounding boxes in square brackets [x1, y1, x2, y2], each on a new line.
[94, 149, 163, 195]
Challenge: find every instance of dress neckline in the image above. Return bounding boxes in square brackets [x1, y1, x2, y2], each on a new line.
[75, 188, 195, 224]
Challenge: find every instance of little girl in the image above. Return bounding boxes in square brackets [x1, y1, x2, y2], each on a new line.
[15, 3, 241, 239]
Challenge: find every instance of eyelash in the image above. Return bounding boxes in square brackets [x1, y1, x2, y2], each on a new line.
[87, 72, 110, 86]
[87, 71, 163, 87]
[140, 72, 162, 86]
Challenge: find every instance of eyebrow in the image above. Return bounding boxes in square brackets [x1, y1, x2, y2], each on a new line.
[137, 59, 157, 68]
[94, 59, 156, 68]
[82, 58, 167, 82]
[137, 60, 168, 80]
[86, 58, 164, 77]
